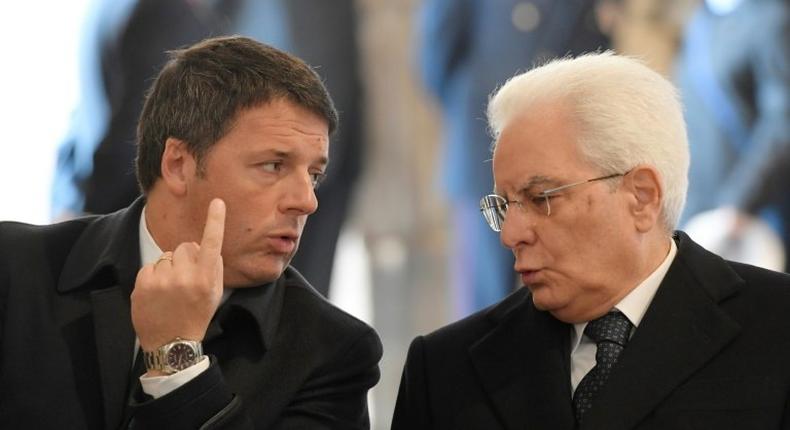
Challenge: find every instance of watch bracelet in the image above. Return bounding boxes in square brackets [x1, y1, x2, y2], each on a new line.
[143, 338, 203, 373]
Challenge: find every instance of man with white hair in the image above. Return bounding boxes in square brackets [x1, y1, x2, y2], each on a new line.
[391, 52, 790, 429]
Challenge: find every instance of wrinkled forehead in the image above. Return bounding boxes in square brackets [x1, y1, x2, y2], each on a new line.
[491, 105, 592, 194]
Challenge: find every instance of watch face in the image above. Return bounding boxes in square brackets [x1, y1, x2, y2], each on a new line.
[167, 343, 198, 371]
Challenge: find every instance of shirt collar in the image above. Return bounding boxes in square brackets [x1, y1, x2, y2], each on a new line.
[571, 237, 678, 352]
[138, 206, 162, 266]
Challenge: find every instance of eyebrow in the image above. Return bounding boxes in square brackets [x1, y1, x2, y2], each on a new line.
[254, 149, 329, 168]
[518, 175, 558, 190]
[495, 175, 560, 196]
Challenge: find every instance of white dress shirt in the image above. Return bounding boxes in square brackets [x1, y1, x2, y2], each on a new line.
[569, 238, 678, 393]
[136, 207, 230, 399]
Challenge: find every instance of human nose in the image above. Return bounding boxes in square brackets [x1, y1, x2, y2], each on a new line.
[499, 202, 538, 250]
[281, 171, 318, 215]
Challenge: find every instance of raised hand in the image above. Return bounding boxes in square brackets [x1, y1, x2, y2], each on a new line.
[132, 198, 226, 353]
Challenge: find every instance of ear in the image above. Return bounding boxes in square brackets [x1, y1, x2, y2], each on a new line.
[625, 165, 663, 233]
[160, 137, 196, 196]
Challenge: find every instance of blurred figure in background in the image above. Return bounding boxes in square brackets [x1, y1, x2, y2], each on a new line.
[51, 0, 231, 219]
[596, 0, 697, 76]
[417, 0, 610, 316]
[676, 0, 790, 271]
[52, 0, 364, 296]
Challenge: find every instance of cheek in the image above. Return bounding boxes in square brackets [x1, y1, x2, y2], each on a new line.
[573, 195, 618, 236]
[543, 204, 614, 264]
[224, 192, 277, 224]
[224, 213, 256, 239]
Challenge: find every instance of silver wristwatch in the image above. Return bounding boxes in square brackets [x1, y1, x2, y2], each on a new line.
[143, 337, 204, 374]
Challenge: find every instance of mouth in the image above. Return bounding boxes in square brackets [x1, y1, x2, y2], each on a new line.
[517, 267, 543, 285]
[266, 232, 299, 254]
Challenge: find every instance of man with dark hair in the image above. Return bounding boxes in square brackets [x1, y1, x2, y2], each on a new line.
[0, 36, 381, 429]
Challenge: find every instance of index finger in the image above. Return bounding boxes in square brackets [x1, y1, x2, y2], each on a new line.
[199, 198, 226, 266]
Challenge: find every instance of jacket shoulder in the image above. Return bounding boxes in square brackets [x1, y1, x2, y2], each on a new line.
[0, 217, 93, 245]
[727, 261, 790, 303]
[729, 260, 790, 284]
[0, 218, 94, 272]
[420, 287, 531, 352]
[280, 267, 382, 358]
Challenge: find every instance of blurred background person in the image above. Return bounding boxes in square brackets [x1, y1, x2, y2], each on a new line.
[596, 0, 696, 76]
[675, 0, 790, 272]
[51, 0, 231, 219]
[416, 0, 610, 316]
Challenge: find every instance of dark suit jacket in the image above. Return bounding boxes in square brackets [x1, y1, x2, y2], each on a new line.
[392, 232, 790, 429]
[0, 198, 382, 429]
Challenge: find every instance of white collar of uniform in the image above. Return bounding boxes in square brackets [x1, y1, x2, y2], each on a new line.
[571, 237, 678, 352]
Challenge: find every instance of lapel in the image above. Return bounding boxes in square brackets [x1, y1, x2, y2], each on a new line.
[204, 267, 300, 429]
[581, 232, 743, 430]
[469, 288, 576, 430]
[57, 198, 145, 429]
[204, 271, 281, 350]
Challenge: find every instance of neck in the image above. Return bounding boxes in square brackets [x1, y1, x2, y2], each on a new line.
[144, 189, 190, 252]
[606, 229, 672, 311]
[638, 229, 673, 280]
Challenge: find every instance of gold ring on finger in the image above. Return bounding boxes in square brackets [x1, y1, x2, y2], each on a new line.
[155, 252, 173, 266]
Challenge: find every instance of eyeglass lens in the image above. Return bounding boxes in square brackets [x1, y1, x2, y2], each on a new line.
[480, 195, 506, 232]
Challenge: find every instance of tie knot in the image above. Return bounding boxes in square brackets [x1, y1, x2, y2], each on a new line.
[584, 311, 632, 346]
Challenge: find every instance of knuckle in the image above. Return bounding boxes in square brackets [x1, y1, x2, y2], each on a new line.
[176, 242, 198, 256]
[174, 272, 194, 290]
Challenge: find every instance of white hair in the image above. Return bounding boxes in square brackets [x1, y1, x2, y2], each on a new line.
[487, 51, 689, 230]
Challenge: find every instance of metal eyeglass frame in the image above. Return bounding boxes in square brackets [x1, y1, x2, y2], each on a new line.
[479, 172, 628, 232]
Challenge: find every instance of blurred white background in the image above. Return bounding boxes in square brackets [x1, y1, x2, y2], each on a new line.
[0, 1, 90, 223]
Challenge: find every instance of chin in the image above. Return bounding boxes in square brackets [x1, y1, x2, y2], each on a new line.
[531, 297, 554, 312]
[530, 294, 552, 311]
[530, 287, 567, 313]
[225, 270, 282, 288]
[225, 257, 288, 287]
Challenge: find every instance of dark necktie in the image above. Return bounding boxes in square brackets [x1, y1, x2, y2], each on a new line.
[572, 311, 633, 424]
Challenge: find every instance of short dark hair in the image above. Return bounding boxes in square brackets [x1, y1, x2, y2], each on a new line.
[135, 35, 338, 192]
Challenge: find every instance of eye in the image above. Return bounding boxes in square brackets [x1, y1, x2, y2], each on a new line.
[485, 195, 508, 210]
[531, 190, 562, 208]
[260, 161, 283, 173]
[310, 171, 327, 188]
[495, 201, 509, 218]
[530, 195, 548, 206]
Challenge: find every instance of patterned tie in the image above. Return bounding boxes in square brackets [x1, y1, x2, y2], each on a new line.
[572, 311, 633, 424]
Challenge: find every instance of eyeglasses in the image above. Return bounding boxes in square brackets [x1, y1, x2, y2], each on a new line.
[479, 172, 627, 232]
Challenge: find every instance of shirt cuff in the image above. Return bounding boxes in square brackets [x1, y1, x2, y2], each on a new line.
[140, 355, 210, 399]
